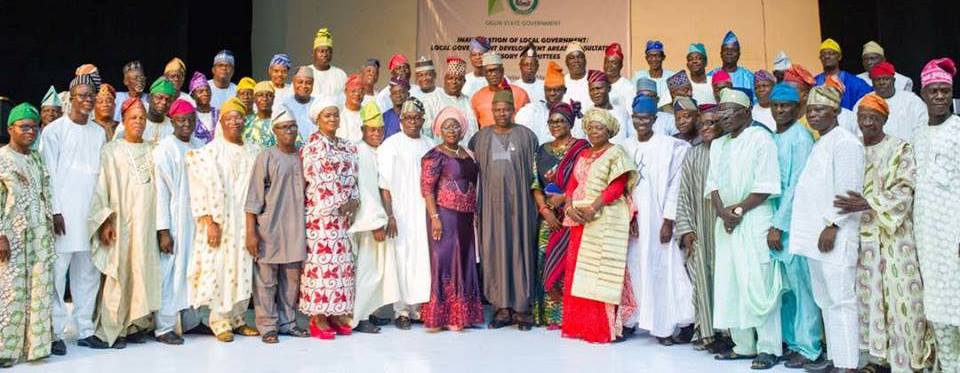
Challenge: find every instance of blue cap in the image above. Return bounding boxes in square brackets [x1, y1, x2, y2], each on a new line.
[632, 95, 658, 115]
[722, 31, 740, 47]
[769, 83, 800, 103]
[645, 40, 664, 54]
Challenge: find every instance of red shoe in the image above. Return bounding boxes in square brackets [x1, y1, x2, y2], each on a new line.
[309, 321, 336, 340]
[332, 323, 353, 336]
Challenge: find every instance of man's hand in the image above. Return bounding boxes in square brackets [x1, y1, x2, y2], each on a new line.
[385, 217, 398, 238]
[659, 220, 675, 244]
[53, 214, 65, 235]
[719, 206, 743, 233]
[98, 219, 116, 247]
[245, 229, 260, 258]
[817, 225, 838, 253]
[833, 191, 871, 214]
[373, 227, 386, 242]
[158, 230, 174, 254]
[0, 236, 9, 263]
[680, 233, 697, 258]
[767, 228, 783, 251]
[206, 221, 222, 248]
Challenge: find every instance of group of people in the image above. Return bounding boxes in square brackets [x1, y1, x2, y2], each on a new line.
[1, 27, 958, 373]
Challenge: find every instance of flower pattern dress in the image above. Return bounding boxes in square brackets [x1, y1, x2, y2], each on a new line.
[857, 137, 934, 370]
[0, 147, 55, 362]
[299, 133, 359, 316]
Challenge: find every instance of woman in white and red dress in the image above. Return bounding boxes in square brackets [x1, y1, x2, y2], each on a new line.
[298, 98, 360, 340]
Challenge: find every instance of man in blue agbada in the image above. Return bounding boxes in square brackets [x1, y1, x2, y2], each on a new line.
[814, 38, 873, 110]
[709, 31, 755, 100]
[763, 83, 825, 369]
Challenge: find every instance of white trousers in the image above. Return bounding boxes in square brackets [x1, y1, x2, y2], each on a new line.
[808, 259, 859, 369]
[52, 251, 101, 340]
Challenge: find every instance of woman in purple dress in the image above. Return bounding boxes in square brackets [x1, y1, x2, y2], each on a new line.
[419, 107, 483, 331]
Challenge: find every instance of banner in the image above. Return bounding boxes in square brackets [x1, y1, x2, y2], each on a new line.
[417, 0, 632, 81]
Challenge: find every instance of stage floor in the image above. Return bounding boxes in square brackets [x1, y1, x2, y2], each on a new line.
[18, 317, 795, 373]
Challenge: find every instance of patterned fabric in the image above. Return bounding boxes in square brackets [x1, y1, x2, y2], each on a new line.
[531, 139, 589, 327]
[194, 109, 218, 144]
[0, 148, 54, 362]
[299, 133, 359, 316]
[932, 323, 960, 371]
[420, 150, 477, 213]
[913, 116, 960, 327]
[858, 137, 935, 370]
[673, 144, 716, 343]
[419, 149, 484, 329]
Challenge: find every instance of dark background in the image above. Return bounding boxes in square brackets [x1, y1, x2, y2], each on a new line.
[818, 0, 960, 92]
[0, 0, 252, 105]
[1, 0, 957, 110]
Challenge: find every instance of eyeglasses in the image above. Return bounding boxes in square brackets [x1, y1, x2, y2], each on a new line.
[401, 115, 423, 122]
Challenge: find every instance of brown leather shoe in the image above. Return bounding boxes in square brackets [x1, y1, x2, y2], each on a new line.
[215, 331, 235, 342]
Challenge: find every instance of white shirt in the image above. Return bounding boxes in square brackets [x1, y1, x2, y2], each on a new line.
[789, 127, 865, 265]
[309, 64, 348, 104]
[562, 73, 590, 106]
[207, 80, 237, 110]
[857, 71, 914, 92]
[40, 116, 107, 253]
[514, 79, 545, 107]
[690, 75, 716, 105]
[514, 101, 552, 145]
[464, 73, 487, 97]
[115, 116, 174, 145]
[610, 77, 635, 110]
[654, 112, 678, 136]
[338, 107, 363, 144]
[752, 105, 776, 132]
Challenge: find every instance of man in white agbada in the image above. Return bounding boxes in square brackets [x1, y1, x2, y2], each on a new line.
[412, 58, 442, 125]
[857, 61, 927, 143]
[116, 77, 175, 145]
[913, 58, 960, 371]
[421, 57, 478, 145]
[515, 61, 567, 144]
[515, 42, 545, 105]
[707, 88, 784, 362]
[377, 97, 432, 329]
[605, 43, 634, 110]
[185, 97, 261, 342]
[308, 28, 347, 104]
[789, 86, 865, 372]
[282, 66, 317, 141]
[857, 41, 914, 92]
[41, 77, 106, 354]
[337, 74, 364, 143]
[152, 100, 205, 345]
[349, 104, 400, 333]
[622, 94, 694, 342]
[562, 42, 591, 105]
[207, 50, 238, 110]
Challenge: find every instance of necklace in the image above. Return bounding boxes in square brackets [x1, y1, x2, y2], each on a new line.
[552, 137, 573, 153]
[442, 144, 462, 155]
[585, 143, 612, 160]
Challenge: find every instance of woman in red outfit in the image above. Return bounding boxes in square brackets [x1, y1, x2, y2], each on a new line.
[561, 108, 638, 343]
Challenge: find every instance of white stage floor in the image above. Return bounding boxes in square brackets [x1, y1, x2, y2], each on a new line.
[18, 316, 793, 373]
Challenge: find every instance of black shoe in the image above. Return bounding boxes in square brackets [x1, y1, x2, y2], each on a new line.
[513, 312, 533, 331]
[802, 358, 833, 372]
[77, 336, 110, 349]
[185, 323, 214, 335]
[281, 327, 310, 338]
[622, 326, 636, 337]
[369, 315, 391, 327]
[0, 359, 14, 368]
[112, 337, 127, 349]
[354, 320, 381, 334]
[672, 324, 695, 344]
[126, 330, 148, 344]
[155, 332, 184, 345]
[51, 340, 67, 356]
[261, 331, 279, 344]
[487, 308, 514, 329]
[395, 316, 412, 330]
